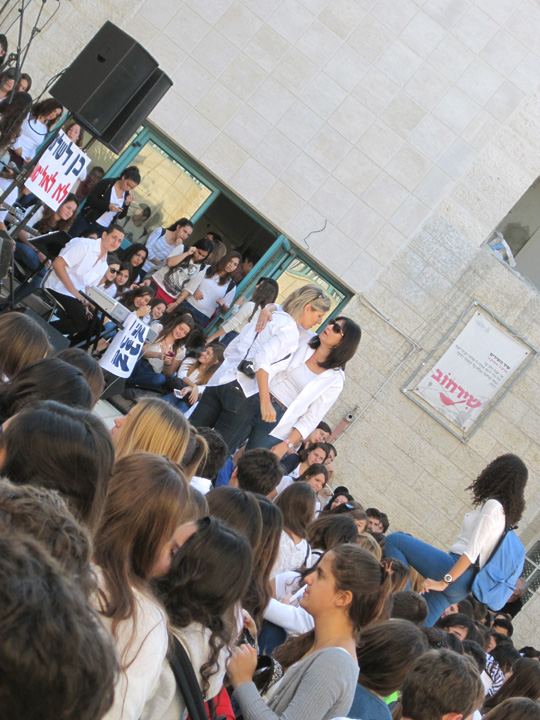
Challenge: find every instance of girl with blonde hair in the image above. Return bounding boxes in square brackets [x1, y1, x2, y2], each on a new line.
[111, 397, 191, 463]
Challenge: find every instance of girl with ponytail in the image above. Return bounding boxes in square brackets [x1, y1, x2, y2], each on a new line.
[228, 544, 393, 720]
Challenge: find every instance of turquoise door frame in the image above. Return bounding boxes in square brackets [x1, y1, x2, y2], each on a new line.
[207, 234, 353, 332]
[80, 123, 352, 328]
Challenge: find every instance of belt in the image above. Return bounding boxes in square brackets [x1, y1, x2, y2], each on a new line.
[270, 395, 288, 412]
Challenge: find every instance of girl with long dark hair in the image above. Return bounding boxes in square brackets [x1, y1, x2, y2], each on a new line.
[229, 544, 393, 720]
[13, 193, 80, 301]
[12, 98, 63, 164]
[207, 277, 280, 347]
[175, 250, 242, 326]
[0, 91, 32, 230]
[246, 315, 362, 452]
[143, 217, 194, 273]
[145, 517, 252, 719]
[386, 453, 528, 626]
[127, 313, 194, 392]
[119, 242, 148, 285]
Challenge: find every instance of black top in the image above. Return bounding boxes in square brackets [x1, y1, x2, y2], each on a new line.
[81, 177, 129, 224]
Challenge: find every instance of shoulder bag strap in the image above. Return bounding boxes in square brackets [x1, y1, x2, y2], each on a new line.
[239, 331, 259, 364]
[483, 520, 513, 568]
[169, 636, 208, 720]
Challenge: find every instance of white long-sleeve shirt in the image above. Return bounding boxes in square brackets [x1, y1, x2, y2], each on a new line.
[270, 339, 345, 441]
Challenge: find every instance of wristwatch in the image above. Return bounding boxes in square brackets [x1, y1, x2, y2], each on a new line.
[443, 573, 453, 584]
[285, 440, 295, 449]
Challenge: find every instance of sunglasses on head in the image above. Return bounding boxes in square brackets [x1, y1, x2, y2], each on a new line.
[330, 320, 344, 336]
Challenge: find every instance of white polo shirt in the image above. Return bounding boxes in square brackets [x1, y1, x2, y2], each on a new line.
[44, 237, 109, 298]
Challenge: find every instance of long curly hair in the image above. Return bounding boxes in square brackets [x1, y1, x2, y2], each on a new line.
[156, 517, 252, 697]
[466, 454, 527, 525]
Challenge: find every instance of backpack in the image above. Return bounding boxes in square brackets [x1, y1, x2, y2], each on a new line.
[169, 636, 226, 720]
[471, 526, 525, 611]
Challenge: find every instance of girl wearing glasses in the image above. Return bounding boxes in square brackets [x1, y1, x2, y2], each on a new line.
[97, 256, 121, 297]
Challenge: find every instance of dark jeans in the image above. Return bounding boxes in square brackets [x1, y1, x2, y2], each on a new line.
[126, 357, 166, 390]
[175, 301, 211, 327]
[49, 290, 91, 337]
[189, 381, 252, 453]
[162, 391, 190, 414]
[385, 532, 477, 626]
[13, 240, 46, 302]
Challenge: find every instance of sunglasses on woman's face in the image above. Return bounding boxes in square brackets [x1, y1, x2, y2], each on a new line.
[108, 268, 119, 274]
[330, 321, 344, 336]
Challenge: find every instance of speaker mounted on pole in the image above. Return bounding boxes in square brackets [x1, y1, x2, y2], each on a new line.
[50, 21, 172, 153]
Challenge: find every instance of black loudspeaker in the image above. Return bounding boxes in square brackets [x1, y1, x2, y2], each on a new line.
[99, 68, 172, 153]
[50, 21, 172, 153]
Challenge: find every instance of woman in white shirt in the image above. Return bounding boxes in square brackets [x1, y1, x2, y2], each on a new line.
[245, 315, 362, 452]
[385, 454, 528, 626]
[142, 217, 193, 273]
[141, 516, 252, 720]
[126, 313, 194, 392]
[94, 452, 197, 720]
[163, 342, 225, 415]
[174, 250, 241, 326]
[12, 97, 63, 164]
[150, 237, 214, 305]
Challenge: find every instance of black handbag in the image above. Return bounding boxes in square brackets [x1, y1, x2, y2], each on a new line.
[169, 636, 225, 720]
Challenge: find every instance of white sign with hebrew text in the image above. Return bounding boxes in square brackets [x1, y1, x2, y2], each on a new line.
[414, 311, 529, 432]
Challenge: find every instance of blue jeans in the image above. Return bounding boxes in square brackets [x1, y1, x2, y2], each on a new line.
[162, 392, 190, 414]
[189, 381, 252, 453]
[175, 301, 210, 327]
[127, 358, 165, 390]
[13, 240, 47, 302]
[241, 398, 285, 451]
[384, 532, 477, 626]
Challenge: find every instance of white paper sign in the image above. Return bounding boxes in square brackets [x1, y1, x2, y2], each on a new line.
[24, 130, 90, 211]
[414, 311, 529, 432]
[99, 312, 149, 378]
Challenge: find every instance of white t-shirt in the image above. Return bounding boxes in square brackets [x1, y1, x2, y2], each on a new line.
[145, 339, 186, 373]
[151, 244, 206, 298]
[271, 531, 311, 579]
[449, 499, 505, 568]
[271, 362, 317, 407]
[13, 116, 48, 159]
[44, 237, 108, 298]
[97, 184, 123, 227]
[143, 228, 172, 272]
[94, 575, 169, 720]
[186, 274, 236, 319]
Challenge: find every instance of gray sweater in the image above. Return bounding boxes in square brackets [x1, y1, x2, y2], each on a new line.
[233, 647, 358, 720]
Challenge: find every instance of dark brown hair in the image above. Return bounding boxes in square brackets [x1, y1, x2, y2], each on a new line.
[206, 250, 241, 285]
[244, 495, 284, 629]
[0, 400, 113, 534]
[156, 517, 252, 696]
[0, 311, 49, 378]
[274, 481, 316, 540]
[484, 658, 540, 712]
[274, 545, 394, 668]
[206, 486, 262, 549]
[484, 698, 540, 720]
[307, 513, 358, 550]
[33, 193, 79, 234]
[357, 619, 429, 696]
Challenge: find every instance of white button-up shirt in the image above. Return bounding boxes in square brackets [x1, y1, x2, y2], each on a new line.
[44, 237, 108, 298]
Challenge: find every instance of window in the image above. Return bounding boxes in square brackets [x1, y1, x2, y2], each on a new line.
[521, 540, 540, 605]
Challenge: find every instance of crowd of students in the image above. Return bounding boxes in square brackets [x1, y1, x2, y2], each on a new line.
[1, 79, 539, 720]
[0, 305, 539, 720]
